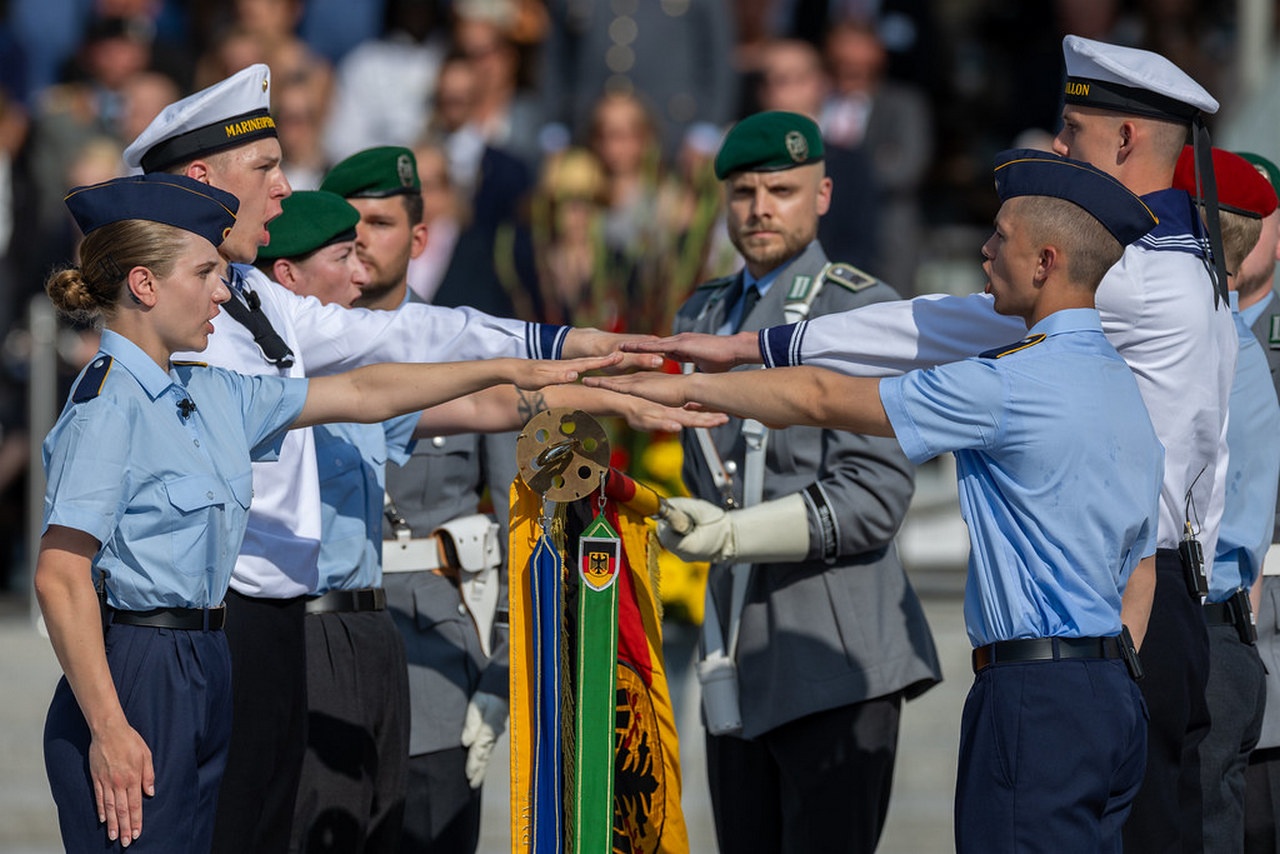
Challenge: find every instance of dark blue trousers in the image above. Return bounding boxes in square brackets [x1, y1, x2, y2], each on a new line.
[44, 623, 232, 852]
[956, 656, 1146, 854]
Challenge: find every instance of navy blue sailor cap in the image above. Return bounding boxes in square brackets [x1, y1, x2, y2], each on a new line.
[64, 173, 240, 246]
[992, 149, 1158, 246]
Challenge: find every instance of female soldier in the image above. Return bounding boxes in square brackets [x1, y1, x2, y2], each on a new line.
[34, 172, 609, 852]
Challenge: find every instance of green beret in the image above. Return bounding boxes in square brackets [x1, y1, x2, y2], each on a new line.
[1238, 151, 1280, 197]
[713, 111, 825, 180]
[321, 146, 420, 198]
[258, 191, 359, 260]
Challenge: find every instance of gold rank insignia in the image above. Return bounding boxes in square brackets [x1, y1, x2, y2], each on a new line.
[980, 333, 1047, 359]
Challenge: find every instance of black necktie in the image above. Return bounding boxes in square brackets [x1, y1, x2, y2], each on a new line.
[733, 283, 761, 333]
[220, 270, 295, 369]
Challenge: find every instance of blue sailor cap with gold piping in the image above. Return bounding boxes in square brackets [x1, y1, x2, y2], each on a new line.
[123, 63, 276, 173]
[1062, 35, 1218, 123]
[64, 173, 239, 246]
[993, 148, 1158, 247]
[713, 111, 824, 180]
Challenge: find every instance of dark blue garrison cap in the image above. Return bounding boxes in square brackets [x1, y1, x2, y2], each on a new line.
[64, 173, 239, 247]
[992, 149, 1158, 246]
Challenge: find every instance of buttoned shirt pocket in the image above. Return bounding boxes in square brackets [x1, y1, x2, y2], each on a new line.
[419, 434, 478, 473]
[412, 574, 472, 635]
[385, 435, 484, 535]
[410, 572, 483, 681]
[163, 474, 240, 576]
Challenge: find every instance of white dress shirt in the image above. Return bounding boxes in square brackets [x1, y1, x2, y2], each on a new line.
[175, 264, 563, 597]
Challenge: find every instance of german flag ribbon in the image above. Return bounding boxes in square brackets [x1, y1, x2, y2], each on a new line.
[572, 506, 621, 853]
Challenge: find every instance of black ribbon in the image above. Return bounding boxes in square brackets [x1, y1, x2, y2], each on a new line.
[1192, 118, 1230, 309]
[220, 270, 295, 368]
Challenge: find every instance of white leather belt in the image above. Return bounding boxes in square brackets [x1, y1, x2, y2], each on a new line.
[1265, 543, 1280, 577]
[382, 537, 444, 574]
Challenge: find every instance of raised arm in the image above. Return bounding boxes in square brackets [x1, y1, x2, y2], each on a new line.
[295, 354, 618, 429]
[413, 382, 730, 437]
[586, 365, 893, 436]
[622, 293, 1024, 377]
[35, 526, 154, 848]
[270, 272, 664, 373]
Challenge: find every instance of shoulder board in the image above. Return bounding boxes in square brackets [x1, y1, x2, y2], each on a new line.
[72, 356, 113, 403]
[821, 262, 878, 294]
[1268, 315, 1280, 350]
[979, 333, 1046, 359]
[171, 360, 209, 367]
[696, 275, 737, 292]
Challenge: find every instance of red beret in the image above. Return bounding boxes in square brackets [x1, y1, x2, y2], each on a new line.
[1174, 145, 1278, 218]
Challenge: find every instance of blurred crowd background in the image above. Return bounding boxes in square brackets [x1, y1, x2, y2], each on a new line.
[0, 0, 1263, 599]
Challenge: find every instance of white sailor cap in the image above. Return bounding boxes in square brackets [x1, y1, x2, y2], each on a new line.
[1062, 34, 1218, 123]
[123, 63, 277, 173]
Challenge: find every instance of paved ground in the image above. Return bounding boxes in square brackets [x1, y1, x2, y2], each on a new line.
[0, 578, 969, 854]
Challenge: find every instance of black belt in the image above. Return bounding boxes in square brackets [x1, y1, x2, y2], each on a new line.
[972, 636, 1124, 674]
[305, 587, 386, 614]
[1204, 601, 1234, 626]
[1204, 590, 1258, 643]
[110, 605, 226, 631]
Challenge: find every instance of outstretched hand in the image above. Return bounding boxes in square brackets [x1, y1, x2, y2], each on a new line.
[620, 396, 729, 432]
[563, 329, 666, 373]
[583, 372, 697, 410]
[619, 331, 759, 374]
[514, 352, 623, 389]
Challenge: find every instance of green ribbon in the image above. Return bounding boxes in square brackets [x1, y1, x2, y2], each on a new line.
[572, 508, 621, 853]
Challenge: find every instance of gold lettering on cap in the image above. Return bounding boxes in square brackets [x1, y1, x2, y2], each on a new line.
[223, 116, 277, 139]
[1065, 81, 1090, 97]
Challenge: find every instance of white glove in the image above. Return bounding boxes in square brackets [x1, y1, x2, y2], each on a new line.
[658, 494, 811, 564]
[460, 691, 509, 789]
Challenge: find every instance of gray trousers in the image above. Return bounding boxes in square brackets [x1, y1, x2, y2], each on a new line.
[1202, 623, 1268, 853]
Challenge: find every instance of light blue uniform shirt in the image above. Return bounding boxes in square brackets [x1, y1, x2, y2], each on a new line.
[1210, 297, 1280, 600]
[879, 309, 1164, 647]
[1239, 288, 1275, 328]
[42, 330, 308, 611]
[313, 416, 417, 594]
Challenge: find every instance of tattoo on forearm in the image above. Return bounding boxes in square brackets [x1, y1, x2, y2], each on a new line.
[516, 389, 548, 422]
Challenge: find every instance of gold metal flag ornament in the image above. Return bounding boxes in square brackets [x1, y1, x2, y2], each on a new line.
[509, 409, 690, 853]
